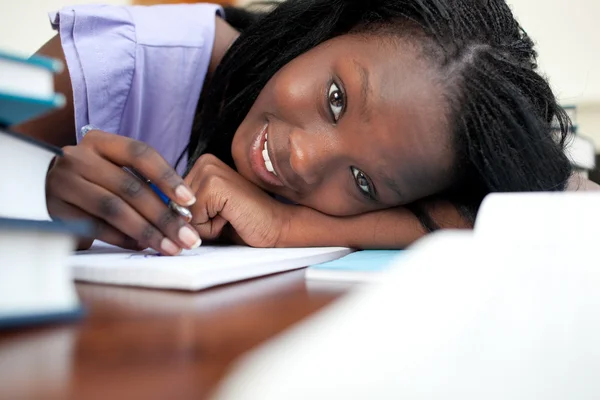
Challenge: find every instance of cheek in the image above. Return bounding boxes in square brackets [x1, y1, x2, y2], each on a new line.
[268, 68, 318, 123]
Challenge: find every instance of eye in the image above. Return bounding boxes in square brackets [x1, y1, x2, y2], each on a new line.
[351, 166, 375, 198]
[328, 81, 345, 122]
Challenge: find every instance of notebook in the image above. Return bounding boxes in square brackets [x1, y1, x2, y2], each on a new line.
[306, 250, 403, 283]
[70, 242, 353, 291]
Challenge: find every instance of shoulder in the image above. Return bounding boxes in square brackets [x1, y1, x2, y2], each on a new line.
[49, 3, 224, 48]
[48, 3, 225, 170]
[129, 3, 224, 47]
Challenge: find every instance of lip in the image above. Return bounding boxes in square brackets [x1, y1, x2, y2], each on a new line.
[250, 122, 284, 187]
[266, 125, 299, 192]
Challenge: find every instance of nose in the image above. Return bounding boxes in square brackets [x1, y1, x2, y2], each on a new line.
[288, 127, 338, 187]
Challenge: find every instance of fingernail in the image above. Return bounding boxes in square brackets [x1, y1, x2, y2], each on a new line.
[160, 237, 181, 255]
[175, 184, 196, 206]
[178, 226, 201, 249]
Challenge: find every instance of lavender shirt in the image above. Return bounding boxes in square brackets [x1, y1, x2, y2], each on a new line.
[49, 3, 224, 174]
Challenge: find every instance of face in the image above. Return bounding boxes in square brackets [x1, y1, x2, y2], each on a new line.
[231, 33, 455, 216]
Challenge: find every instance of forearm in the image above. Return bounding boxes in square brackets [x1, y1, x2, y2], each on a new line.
[279, 200, 472, 249]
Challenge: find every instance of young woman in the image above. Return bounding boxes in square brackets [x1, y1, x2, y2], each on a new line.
[15, 0, 580, 255]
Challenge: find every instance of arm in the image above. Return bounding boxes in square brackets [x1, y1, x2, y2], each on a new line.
[11, 35, 76, 147]
[282, 174, 597, 248]
[184, 155, 472, 249]
[279, 200, 472, 249]
[301, 173, 599, 249]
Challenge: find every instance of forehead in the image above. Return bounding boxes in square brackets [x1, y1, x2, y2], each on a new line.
[316, 33, 456, 201]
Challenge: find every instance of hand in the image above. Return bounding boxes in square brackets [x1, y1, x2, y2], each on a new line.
[47, 129, 201, 255]
[185, 154, 291, 247]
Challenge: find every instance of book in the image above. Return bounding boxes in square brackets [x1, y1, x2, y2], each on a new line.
[0, 128, 62, 220]
[69, 242, 354, 291]
[0, 50, 65, 126]
[305, 250, 403, 283]
[212, 192, 600, 400]
[0, 49, 90, 329]
[0, 218, 91, 329]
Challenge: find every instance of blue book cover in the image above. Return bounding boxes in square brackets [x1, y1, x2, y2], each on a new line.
[0, 92, 65, 127]
[0, 49, 64, 72]
[306, 250, 403, 282]
[0, 308, 86, 330]
[0, 217, 92, 236]
[0, 49, 65, 126]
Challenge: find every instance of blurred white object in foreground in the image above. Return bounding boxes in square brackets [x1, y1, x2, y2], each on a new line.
[565, 134, 596, 178]
[213, 192, 600, 400]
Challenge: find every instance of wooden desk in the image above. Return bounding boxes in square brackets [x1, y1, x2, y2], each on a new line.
[0, 271, 352, 400]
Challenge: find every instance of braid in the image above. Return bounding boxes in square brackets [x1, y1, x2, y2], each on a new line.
[189, 0, 572, 229]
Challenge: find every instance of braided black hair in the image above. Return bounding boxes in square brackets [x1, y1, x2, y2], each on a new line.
[187, 0, 572, 229]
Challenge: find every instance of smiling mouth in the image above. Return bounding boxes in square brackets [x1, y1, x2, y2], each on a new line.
[262, 133, 278, 176]
[251, 122, 284, 187]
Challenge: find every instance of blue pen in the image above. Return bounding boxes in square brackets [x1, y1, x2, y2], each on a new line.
[125, 167, 193, 222]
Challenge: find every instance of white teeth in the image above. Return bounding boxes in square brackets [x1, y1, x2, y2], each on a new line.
[265, 160, 275, 173]
[262, 136, 278, 176]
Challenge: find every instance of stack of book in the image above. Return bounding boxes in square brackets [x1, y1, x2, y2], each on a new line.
[0, 49, 91, 329]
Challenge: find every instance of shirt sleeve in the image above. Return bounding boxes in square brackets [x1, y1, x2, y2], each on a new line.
[49, 5, 136, 141]
[48, 3, 223, 173]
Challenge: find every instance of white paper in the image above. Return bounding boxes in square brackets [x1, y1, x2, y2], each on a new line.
[70, 242, 353, 291]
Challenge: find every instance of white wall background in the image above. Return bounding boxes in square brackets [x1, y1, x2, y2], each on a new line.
[0, 0, 128, 57]
[506, 0, 600, 104]
[1, 0, 599, 144]
[506, 0, 600, 146]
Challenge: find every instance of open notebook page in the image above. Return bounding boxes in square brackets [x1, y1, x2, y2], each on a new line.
[70, 242, 353, 291]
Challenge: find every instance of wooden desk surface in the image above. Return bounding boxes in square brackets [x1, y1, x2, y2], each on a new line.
[0, 271, 352, 400]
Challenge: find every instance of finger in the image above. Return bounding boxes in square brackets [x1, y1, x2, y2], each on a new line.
[193, 215, 229, 241]
[72, 155, 201, 250]
[187, 162, 224, 226]
[82, 131, 196, 206]
[56, 173, 182, 256]
[183, 162, 197, 188]
[48, 198, 143, 251]
[187, 162, 227, 241]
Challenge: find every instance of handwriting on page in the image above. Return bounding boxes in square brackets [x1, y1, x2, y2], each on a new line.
[126, 248, 219, 258]
[77, 242, 221, 257]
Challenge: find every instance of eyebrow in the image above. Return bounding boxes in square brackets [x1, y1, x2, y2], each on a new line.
[352, 59, 372, 120]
